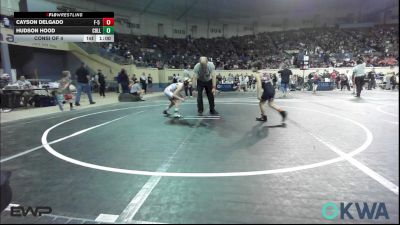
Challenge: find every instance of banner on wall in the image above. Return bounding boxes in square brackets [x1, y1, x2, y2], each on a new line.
[217, 83, 238, 91]
[140, 48, 155, 53]
[0, 27, 69, 50]
[286, 49, 299, 54]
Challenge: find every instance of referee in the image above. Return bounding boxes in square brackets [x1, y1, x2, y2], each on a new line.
[352, 58, 366, 98]
[192, 57, 218, 115]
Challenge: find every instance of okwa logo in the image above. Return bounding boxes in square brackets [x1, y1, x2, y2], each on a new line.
[322, 202, 389, 220]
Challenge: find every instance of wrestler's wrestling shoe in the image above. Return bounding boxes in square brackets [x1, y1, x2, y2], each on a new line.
[256, 114, 267, 122]
[173, 113, 182, 118]
[280, 111, 287, 122]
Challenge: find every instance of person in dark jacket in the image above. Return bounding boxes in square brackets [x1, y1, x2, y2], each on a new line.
[272, 73, 277, 89]
[367, 68, 376, 90]
[335, 73, 341, 89]
[172, 74, 178, 83]
[118, 69, 129, 93]
[147, 74, 153, 93]
[340, 73, 351, 91]
[0, 74, 12, 112]
[140, 73, 147, 94]
[75, 63, 95, 106]
[97, 69, 106, 97]
[278, 66, 292, 97]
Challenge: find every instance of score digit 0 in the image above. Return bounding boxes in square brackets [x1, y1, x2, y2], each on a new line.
[103, 26, 114, 34]
[102, 18, 114, 26]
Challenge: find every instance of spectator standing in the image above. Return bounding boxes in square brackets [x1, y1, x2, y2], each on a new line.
[246, 74, 251, 90]
[331, 70, 338, 89]
[312, 71, 320, 94]
[346, 69, 355, 94]
[239, 75, 248, 92]
[140, 72, 147, 94]
[335, 72, 341, 89]
[116, 72, 121, 93]
[251, 75, 257, 90]
[90, 74, 97, 93]
[118, 69, 129, 93]
[367, 68, 376, 90]
[183, 67, 193, 98]
[387, 66, 396, 90]
[0, 74, 12, 112]
[278, 66, 292, 97]
[272, 73, 277, 89]
[340, 73, 351, 91]
[147, 74, 153, 93]
[97, 69, 106, 97]
[75, 63, 95, 106]
[172, 74, 178, 83]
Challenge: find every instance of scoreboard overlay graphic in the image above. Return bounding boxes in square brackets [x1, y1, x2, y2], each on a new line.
[13, 12, 114, 42]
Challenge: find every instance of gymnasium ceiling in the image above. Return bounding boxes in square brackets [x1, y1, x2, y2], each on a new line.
[51, 0, 399, 24]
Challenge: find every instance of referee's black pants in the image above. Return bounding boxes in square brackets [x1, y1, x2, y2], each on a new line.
[197, 79, 215, 113]
[355, 76, 365, 97]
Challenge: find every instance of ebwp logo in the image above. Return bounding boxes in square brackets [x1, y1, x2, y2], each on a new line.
[322, 202, 389, 220]
[10, 206, 52, 217]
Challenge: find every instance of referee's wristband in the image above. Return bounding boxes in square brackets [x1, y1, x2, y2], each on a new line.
[212, 86, 216, 89]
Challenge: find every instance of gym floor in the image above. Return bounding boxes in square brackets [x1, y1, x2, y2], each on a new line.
[0, 90, 398, 224]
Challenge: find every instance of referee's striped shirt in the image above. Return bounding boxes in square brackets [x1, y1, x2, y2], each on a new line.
[353, 63, 366, 77]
